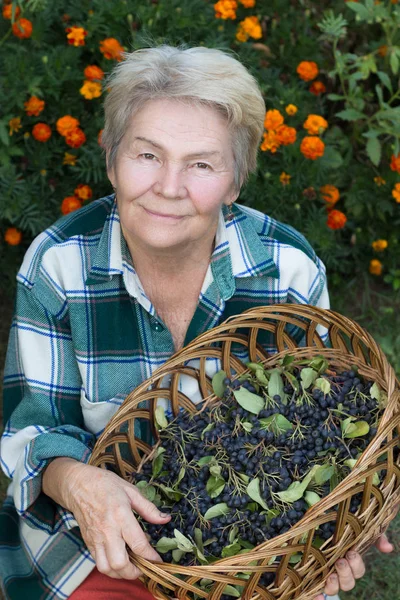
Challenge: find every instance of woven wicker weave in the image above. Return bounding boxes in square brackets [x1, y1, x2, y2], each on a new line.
[89, 304, 400, 600]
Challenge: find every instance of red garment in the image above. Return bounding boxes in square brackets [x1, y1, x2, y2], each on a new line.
[69, 568, 156, 599]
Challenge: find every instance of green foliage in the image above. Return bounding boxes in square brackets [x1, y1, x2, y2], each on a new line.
[0, 0, 399, 295]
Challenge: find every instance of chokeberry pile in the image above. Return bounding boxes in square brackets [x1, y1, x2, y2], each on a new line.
[133, 356, 387, 583]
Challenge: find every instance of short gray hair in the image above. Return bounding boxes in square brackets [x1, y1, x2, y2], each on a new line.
[102, 44, 265, 191]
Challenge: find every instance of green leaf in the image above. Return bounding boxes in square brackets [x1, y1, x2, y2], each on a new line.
[155, 406, 168, 430]
[276, 465, 319, 503]
[327, 93, 346, 101]
[377, 71, 392, 94]
[174, 529, 194, 551]
[246, 362, 264, 372]
[242, 421, 253, 433]
[314, 464, 335, 485]
[176, 466, 186, 486]
[300, 368, 319, 390]
[229, 526, 239, 544]
[346, 2, 370, 19]
[157, 484, 184, 501]
[305, 491, 321, 506]
[246, 478, 269, 510]
[314, 377, 331, 395]
[194, 528, 204, 553]
[152, 447, 166, 478]
[335, 108, 366, 121]
[204, 503, 230, 520]
[268, 369, 286, 401]
[260, 414, 293, 435]
[156, 537, 179, 553]
[309, 357, 329, 373]
[136, 481, 156, 502]
[221, 542, 242, 558]
[390, 51, 399, 76]
[233, 387, 264, 415]
[197, 455, 215, 466]
[366, 136, 381, 166]
[370, 382, 381, 401]
[284, 371, 300, 394]
[239, 473, 250, 483]
[255, 369, 269, 385]
[201, 423, 214, 440]
[222, 585, 241, 598]
[206, 475, 226, 498]
[210, 464, 222, 477]
[320, 146, 343, 169]
[172, 549, 185, 562]
[344, 421, 370, 438]
[212, 370, 227, 398]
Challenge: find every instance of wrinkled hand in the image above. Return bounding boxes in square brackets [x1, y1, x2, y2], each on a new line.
[313, 533, 394, 599]
[65, 462, 171, 580]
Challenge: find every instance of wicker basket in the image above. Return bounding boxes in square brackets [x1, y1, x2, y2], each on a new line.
[89, 304, 400, 600]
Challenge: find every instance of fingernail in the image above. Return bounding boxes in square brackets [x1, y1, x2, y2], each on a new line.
[329, 574, 338, 583]
[347, 551, 357, 560]
[159, 510, 171, 518]
[337, 559, 347, 568]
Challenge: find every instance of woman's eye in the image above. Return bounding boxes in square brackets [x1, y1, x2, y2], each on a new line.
[195, 162, 211, 170]
[140, 153, 156, 160]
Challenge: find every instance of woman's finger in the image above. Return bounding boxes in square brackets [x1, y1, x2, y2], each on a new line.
[323, 573, 340, 596]
[103, 528, 141, 580]
[375, 533, 394, 553]
[334, 558, 356, 591]
[92, 543, 123, 579]
[345, 551, 366, 578]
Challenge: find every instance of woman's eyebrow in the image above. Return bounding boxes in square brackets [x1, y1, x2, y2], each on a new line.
[133, 136, 223, 160]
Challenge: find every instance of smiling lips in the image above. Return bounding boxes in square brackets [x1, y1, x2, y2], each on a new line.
[144, 207, 185, 220]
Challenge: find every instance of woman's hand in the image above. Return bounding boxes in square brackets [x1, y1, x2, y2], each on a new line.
[313, 533, 394, 599]
[43, 457, 171, 580]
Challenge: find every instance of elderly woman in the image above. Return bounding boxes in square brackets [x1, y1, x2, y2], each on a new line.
[0, 45, 394, 600]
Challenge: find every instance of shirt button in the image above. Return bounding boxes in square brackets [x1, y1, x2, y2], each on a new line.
[152, 319, 164, 332]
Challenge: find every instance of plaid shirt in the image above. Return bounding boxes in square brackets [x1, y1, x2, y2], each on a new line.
[0, 194, 329, 599]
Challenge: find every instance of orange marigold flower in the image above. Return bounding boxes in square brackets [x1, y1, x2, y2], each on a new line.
[309, 81, 326, 95]
[74, 184, 93, 201]
[65, 127, 86, 148]
[392, 183, 400, 203]
[9, 117, 22, 136]
[5, 227, 22, 246]
[84, 65, 105, 81]
[378, 45, 388, 57]
[12, 18, 33, 39]
[297, 61, 318, 82]
[260, 130, 280, 153]
[56, 115, 80, 137]
[327, 209, 347, 230]
[285, 104, 298, 116]
[32, 123, 52, 142]
[98, 129, 104, 147]
[303, 114, 328, 136]
[214, 0, 238, 19]
[236, 16, 262, 42]
[2, 4, 21, 19]
[66, 26, 87, 47]
[24, 96, 45, 117]
[63, 152, 77, 166]
[80, 80, 102, 100]
[264, 109, 284, 131]
[280, 172, 291, 185]
[238, 0, 255, 6]
[275, 125, 297, 146]
[369, 259, 383, 276]
[390, 153, 400, 173]
[61, 196, 82, 215]
[374, 176, 386, 186]
[372, 239, 388, 252]
[303, 187, 317, 200]
[300, 136, 325, 160]
[99, 37, 124, 61]
[320, 184, 340, 207]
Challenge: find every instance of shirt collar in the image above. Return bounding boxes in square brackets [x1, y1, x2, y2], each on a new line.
[86, 198, 279, 301]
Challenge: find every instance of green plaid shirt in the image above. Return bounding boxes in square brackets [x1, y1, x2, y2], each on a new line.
[0, 194, 329, 599]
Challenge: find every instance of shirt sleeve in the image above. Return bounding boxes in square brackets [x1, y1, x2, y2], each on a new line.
[1, 279, 96, 535]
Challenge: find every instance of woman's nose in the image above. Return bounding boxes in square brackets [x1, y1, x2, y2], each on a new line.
[154, 163, 186, 199]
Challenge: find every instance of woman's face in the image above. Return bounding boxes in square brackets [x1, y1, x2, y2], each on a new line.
[107, 98, 238, 255]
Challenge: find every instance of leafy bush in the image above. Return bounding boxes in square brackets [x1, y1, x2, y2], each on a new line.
[1, 0, 400, 296]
